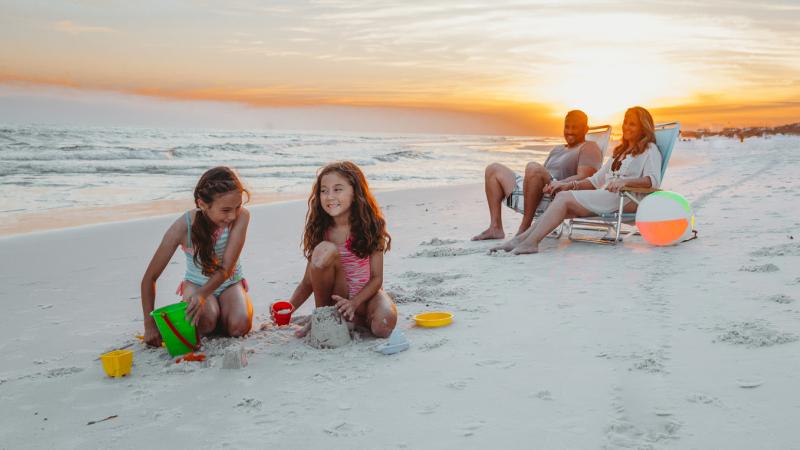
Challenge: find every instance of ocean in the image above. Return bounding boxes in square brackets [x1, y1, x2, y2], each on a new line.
[0, 124, 559, 216]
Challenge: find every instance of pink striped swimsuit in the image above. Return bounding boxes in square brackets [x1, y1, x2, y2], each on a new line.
[329, 232, 371, 299]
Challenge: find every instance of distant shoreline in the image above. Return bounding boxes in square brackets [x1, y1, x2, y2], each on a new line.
[682, 122, 800, 139]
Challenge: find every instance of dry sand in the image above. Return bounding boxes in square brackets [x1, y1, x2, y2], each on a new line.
[0, 136, 799, 448]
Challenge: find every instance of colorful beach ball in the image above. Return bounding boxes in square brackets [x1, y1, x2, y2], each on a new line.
[635, 191, 694, 246]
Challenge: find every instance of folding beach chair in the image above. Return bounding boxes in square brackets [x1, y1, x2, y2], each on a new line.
[584, 124, 613, 156]
[566, 121, 681, 244]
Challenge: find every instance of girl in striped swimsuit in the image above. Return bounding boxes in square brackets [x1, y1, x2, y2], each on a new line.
[140, 167, 253, 348]
[288, 161, 397, 339]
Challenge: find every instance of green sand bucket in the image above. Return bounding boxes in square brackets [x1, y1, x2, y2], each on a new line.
[150, 302, 200, 357]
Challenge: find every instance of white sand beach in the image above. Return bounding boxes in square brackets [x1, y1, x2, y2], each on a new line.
[1, 136, 799, 449]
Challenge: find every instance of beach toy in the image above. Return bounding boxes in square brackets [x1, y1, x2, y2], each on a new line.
[100, 349, 133, 378]
[375, 328, 410, 355]
[635, 191, 695, 246]
[414, 311, 454, 328]
[175, 352, 206, 364]
[271, 301, 294, 326]
[150, 302, 200, 357]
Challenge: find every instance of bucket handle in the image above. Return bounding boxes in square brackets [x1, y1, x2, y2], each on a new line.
[160, 312, 200, 351]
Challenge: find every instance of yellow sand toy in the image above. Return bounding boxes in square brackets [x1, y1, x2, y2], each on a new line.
[100, 349, 133, 378]
[414, 311, 454, 328]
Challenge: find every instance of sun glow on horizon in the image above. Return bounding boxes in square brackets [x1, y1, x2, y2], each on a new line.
[1, 1, 798, 133]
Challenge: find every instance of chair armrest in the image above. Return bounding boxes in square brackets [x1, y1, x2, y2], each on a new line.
[621, 187, 661, 194]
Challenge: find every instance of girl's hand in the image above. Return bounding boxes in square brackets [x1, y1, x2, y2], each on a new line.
[184, 293, 207, 326]
[332, 294, 356, 321]
[144, 318, 163, 347]
[605, 179, 627, 193]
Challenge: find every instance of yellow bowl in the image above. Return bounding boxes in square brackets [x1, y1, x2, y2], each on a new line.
[414, 311, 453, 328]
[101, 349, 133, 378]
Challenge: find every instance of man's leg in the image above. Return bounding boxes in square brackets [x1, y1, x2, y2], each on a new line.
[472, 162, 517, 241]
[518, 162, 552, 234]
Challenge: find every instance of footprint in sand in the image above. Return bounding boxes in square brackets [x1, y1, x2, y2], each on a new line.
[736, 377, 765, 389]
[447, 379, 470, 390]
[458, 421, 486, 437]
[475, 359, 516, 369]
[765, 294, 794, 304]
[630, 357, 666, 374]
[235, 398, 263, 411]
[715, 320, 798, 347]
[686, 393, 721, 406]
[323, 421, 369, 437]
[387, 285, 465, 305]
[416, 402, 440, 415]
[45, 367, 84, 378]
[411, 247, 485, 258]
[530, 390, 553, 401]
[419, 337, 448, 351]
[739, 263, 780, 273]
[419, 237, 459, 246]
[398, 271, 466, 285]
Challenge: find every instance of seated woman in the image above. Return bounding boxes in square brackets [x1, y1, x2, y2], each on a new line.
[490, 106, 661, 254]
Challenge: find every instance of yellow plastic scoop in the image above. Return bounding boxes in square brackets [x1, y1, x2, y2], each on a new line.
[413, 311, 453, 328]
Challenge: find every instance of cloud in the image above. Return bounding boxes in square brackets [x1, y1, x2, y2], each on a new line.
[52, 20, 114, 35]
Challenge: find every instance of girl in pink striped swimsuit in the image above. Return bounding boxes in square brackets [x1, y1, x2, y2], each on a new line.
[288, 161, 397, 339]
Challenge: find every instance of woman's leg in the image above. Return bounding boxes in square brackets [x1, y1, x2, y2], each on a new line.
[181, 282, 221, 335]
[217, 281, 253, 337]
[308, 241, 349, 307]
[358, 289, 398, 338]
[512, 192, 593, 254]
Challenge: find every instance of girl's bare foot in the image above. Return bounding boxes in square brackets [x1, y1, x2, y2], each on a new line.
[471, 227, 505, 241]
[511, 241, 539, 254]
[292, 315, 311, 338]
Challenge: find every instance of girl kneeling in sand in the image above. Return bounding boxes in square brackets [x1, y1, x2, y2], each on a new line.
[141, 167, 253, 347]
[490, 106, 662, 254]
[287, 161, 397, 338]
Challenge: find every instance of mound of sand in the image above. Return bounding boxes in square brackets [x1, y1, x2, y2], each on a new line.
[306, 306, 351, 349]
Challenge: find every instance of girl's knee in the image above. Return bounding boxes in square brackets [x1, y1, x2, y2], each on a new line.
[370, 306, 397, 338]
[310, 241, 338, 269]
[226, 314, 252, 337]
[371, 318, 395, 338]
[197, 313, 219, 335]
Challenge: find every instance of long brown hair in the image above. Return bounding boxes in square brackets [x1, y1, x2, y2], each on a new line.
[192, 166, 249, 276]
[303, 161, 391, 259]
[611, 106, 656, 171]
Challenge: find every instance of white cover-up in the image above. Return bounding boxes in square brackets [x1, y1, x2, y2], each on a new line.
[571, 142, 662, 215]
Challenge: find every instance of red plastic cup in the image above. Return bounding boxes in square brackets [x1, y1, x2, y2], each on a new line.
[271, 301, 294, 326]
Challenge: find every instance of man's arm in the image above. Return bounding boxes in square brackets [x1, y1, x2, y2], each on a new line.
[561, 141, 602, 181]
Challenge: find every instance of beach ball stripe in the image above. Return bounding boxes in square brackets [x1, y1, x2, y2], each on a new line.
[635, 191, 694, 246]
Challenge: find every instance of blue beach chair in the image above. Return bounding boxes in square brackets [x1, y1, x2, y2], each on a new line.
[566, 121, 681, 244]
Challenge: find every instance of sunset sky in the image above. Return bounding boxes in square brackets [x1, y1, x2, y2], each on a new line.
[1, 0, 798, 135]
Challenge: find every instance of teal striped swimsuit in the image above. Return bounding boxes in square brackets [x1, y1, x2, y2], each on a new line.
[179, 210, 245, 297]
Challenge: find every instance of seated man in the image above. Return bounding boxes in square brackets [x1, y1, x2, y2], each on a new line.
[472, 110, 603, 240]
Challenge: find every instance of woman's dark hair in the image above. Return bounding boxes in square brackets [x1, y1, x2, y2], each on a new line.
[611, 106, 656, 171]
[303, 161, 390, 259]
[192, 166, 249, 276]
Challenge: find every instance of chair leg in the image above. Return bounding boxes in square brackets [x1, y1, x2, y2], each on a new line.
[614, 194, 624, 242]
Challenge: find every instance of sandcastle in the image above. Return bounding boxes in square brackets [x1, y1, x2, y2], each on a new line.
[306, 306, 351, 349]
[222, 345, 248, 369]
